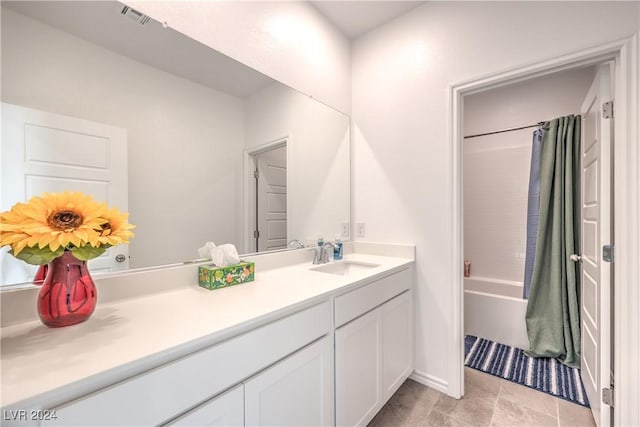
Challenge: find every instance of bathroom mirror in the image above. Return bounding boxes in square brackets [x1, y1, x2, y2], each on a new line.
[0, 1, 350, 287]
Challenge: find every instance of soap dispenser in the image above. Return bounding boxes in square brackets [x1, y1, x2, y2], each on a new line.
[333, 235, 343, 260]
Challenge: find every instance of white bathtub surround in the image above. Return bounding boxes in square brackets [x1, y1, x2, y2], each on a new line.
[0, 242, 414, 421]
[463, 68, 595, 297]
[464, 276, 523, 299]
[464, 290, 529, 350]
[462, 274, 529, 363]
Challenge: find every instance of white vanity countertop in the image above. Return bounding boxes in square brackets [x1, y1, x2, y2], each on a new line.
[1, 250, 414, 409]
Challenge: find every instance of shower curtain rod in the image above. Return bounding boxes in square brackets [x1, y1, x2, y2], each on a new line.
[463, 122, 545, 139]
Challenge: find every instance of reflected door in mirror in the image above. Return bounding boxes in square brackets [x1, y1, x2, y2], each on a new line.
[0, 103, 129, 285]
[251, 143, 288, 252]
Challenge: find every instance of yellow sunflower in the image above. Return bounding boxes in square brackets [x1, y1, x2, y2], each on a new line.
[95, 205, 135, 247]
[0, 208, 32, 251]
[0, 191, 106, 256]
[1, 191, 135, 265]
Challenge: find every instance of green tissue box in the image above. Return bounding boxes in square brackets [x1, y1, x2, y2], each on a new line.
[198, 261, 255, 290]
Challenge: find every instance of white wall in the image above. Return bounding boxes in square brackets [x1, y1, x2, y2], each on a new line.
[245, 83, 350, 247]
[463, 67, 595, 292]
[351, 1, 639, 393]
[127, 1, 351, 115]
[1, 8, 246, 269]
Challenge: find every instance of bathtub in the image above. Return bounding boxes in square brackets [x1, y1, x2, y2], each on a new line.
[464, 276, 529, 349]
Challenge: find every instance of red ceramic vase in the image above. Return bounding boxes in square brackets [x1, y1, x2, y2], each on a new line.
[33, 264, 48, 285]
[37, 251, 97, 328]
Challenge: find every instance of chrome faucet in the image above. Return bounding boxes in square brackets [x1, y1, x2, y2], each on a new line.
[313, 242, 336, 264]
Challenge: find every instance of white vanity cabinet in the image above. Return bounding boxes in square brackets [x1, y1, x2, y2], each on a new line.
[335, 308, 382, 426]
[41, 302, 331, 427]
[169, 336, 333, 427]
[381, 291, 413, 398]
[6, 253, 416, 427]
[335, 268, 413, 427]
[244, 336, 333, 426]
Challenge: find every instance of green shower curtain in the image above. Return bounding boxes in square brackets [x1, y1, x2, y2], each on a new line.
[525, 115, 582, 368]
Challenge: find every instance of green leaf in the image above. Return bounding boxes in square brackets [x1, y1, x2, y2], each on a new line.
[10, 246, 64, 265]
[71, 246, 106, 261]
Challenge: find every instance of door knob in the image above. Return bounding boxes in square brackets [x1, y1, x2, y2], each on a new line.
[569, 254, 582, 262]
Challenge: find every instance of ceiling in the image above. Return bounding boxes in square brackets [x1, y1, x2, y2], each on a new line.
[310, 1, 425, 39]
[3, 1, 426, 98]
[2, 1, 274, 98]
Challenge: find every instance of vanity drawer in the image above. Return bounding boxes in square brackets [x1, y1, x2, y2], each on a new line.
[334, 268, 411, 327]
[43, 301, 331, 426]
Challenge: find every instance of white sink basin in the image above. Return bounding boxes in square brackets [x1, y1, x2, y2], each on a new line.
[310, 261, 380, 276]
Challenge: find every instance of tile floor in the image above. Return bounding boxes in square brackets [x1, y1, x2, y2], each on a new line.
[368, 367, 597, 427]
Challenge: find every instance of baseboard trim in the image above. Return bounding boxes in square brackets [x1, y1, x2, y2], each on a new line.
[409, 370, 448, 394]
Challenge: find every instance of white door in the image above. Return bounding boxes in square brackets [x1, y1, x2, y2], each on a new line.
[244, 336, 333, 427]
[253, 145, 287, 252]
[1, 103, 128, 285]
[335, 308, 382, 427]
[579, 63, 613, 427]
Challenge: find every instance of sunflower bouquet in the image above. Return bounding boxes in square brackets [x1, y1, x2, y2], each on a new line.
[0, 191, 134, 265]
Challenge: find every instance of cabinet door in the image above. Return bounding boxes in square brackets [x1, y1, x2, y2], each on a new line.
[244, 336, 333, 426]
[335, 309, 381, 427]
[382, 290, 413, 399]
[167, 384, 243, 426]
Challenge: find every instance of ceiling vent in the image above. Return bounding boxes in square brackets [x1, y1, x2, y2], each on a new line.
[120, 6, 151, 25]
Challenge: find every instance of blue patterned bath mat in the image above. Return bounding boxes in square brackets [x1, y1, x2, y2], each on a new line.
[464, 335, 590, 407]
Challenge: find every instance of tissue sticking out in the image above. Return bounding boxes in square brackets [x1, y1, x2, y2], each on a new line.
[197, 242, 254, 290]
[198, 242, 240, 267]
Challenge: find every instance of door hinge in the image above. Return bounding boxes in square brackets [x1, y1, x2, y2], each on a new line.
[253, 230, 260, 239]
[602, 101, 614, 119]
[253, 169, 260, 179]
[603, 245, 614, 263]
[602, 386, 614, 407]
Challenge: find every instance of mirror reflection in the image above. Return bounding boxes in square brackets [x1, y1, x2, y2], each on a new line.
[0, 1, 350, 286]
